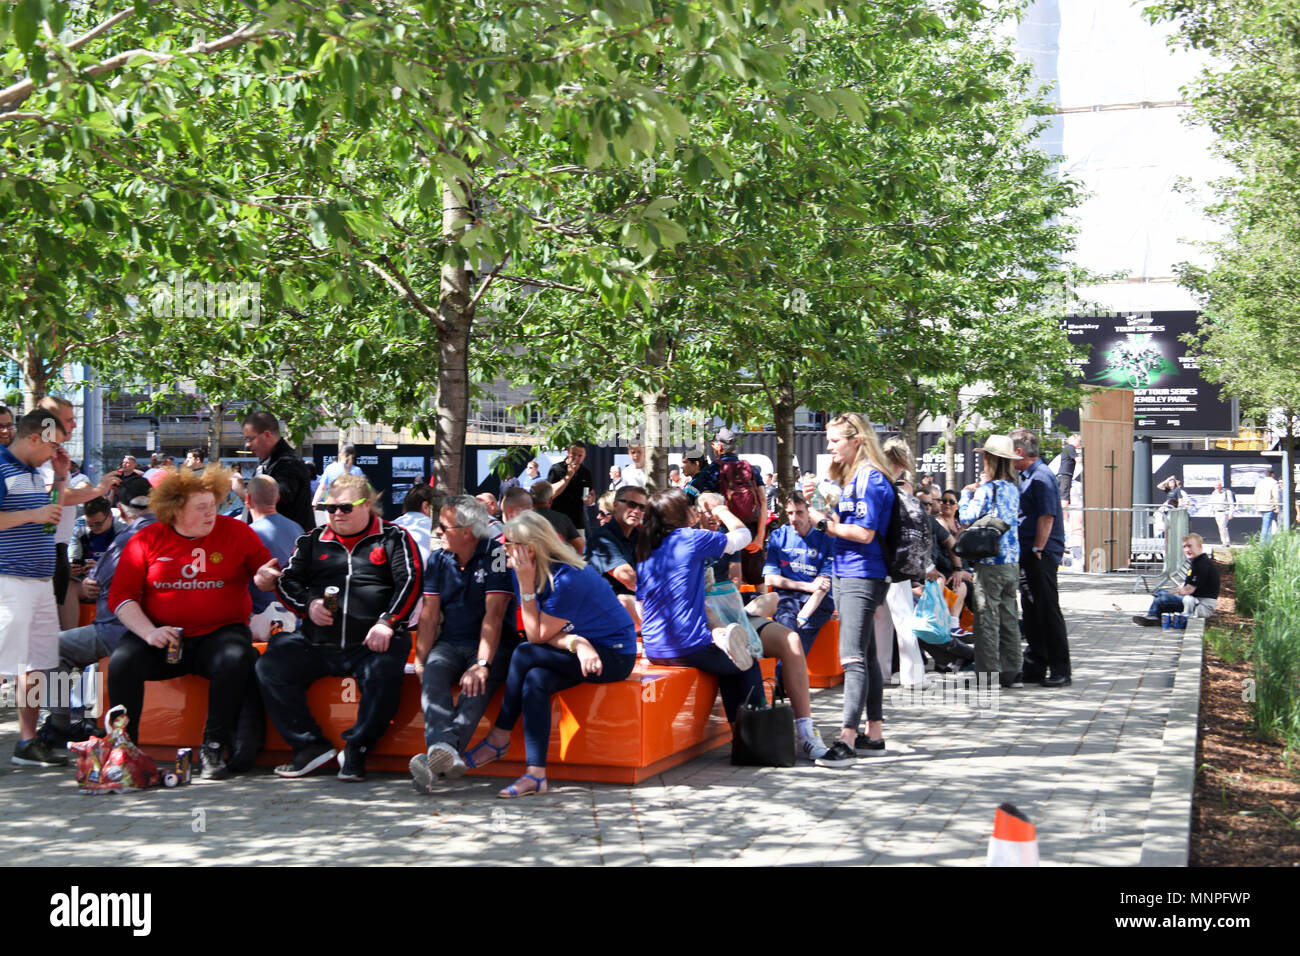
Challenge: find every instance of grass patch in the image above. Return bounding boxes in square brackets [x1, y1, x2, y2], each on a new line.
[1205, 625, 1251, 664]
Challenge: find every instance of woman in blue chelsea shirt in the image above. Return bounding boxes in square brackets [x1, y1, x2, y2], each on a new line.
[464, 511, 636, 797]
[807, 413, 896, 768]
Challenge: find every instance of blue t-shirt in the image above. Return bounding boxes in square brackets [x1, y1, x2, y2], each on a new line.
[832, 466, 893, 579]
[586, 521, 638, 595]
[957, 480, 1021, 565]
[425, 538, 515, 646]
[0, 445, 55, 578]
[249, 512, 307, 612]
[636, 527, 728, 658]
[1017, 459, 1065, 560]
[514, 562, 636, 652]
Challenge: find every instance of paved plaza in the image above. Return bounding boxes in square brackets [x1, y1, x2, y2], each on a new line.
[0, 572, 1198, 866]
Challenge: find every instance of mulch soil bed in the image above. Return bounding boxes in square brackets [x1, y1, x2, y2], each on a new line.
[1190, 556, 1300, 866]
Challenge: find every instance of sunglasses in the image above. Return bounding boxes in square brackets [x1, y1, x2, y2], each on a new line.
[323, 498, 368, 515]
[941, 499, 957, 505]
[597, 510, 611, 520]
[439, 521, 466, 533]
[618, 500, 647, 511]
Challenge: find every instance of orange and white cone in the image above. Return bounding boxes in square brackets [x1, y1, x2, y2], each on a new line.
[987, 802, 1039, 866]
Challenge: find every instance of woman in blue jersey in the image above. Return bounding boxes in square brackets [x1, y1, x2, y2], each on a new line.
[635, 489, 763, 728]
[464, 511, 637, 797]
[807, 413, 896, 768]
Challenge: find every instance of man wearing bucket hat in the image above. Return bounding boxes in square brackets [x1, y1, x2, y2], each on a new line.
[1009, 428, 1071, 688]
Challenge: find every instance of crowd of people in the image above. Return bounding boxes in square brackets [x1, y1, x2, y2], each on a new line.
[1, 397, 1238, 789]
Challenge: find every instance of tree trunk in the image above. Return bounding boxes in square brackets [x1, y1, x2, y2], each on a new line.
[945, 386, 959, 490]
[640, 335, 669, 491]
[207, 400, 223, 463]
[22, 340, 49, 409]
[773, 380, 797, 503]
[902, 374, 920, 478]
[434, 180, 473, 495]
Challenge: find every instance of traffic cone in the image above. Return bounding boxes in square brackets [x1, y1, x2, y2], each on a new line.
[987, 802, 1039, 866]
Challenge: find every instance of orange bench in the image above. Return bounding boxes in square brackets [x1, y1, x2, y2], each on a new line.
[120, 648, 732, 784]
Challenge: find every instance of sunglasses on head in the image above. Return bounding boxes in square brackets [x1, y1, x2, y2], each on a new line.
[323, 497, 368, 515]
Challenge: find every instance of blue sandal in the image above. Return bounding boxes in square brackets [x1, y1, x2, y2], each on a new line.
[464, 738, 509, 769]
[498, 773, 548, 798]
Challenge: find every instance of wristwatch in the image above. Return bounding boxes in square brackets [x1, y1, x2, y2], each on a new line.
[475, 658, 489, 668]
[816, 519, 829, 533]
[520, 592, 537, 602]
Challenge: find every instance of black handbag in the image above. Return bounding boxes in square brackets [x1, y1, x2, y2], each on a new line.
[730, 681, 796, 767]
[953, 483, 1011, 561]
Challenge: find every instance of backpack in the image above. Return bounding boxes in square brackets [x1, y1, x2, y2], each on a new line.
[882, 481, 932, 581]
[717, 458, 761, 523]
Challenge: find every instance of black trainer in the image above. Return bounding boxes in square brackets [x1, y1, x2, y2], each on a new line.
[853, 733, 886, 756]
[337, 743, 367, 782]
[199, 741, 229, 780]
[274, 739, 337, 778]
[1133, 614, 1160, 627]
[12, 737, 70, 767]
[815, 740, 856, 768]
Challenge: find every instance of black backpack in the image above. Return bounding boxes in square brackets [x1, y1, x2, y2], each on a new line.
[881, 481, 932, 581]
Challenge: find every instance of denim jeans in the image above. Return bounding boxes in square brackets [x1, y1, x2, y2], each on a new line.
[256, 631, 411, 753]
[1146, 590, 1187, 618]
[834, 576, 889, 728]
[495, 641, 636, 767]
[1261, 510, 1277, 542]
[420, 636, 518, 752]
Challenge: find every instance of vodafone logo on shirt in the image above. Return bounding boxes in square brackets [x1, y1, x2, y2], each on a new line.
[152, 545, 226, 590]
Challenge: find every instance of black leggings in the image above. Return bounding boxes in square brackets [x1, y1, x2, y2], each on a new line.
[108, 624, 257, 747]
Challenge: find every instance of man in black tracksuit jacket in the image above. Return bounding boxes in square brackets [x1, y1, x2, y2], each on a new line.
[256, 482, 422, 781]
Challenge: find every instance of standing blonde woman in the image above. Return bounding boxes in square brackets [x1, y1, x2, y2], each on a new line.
[464, 512, 637, 797]
[807, 413, 896, 768]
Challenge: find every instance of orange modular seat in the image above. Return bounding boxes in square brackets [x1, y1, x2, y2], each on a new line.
[805, 618, 844, 687]
[122, 645, 732, 784]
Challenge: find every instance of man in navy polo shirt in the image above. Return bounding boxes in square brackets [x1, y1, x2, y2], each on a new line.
[763, 491, 835, 660]
[1010, 428, 1071, 687]
[1, 411, 69, 766]
[585, 485, 647, 626]
[411, 496, 517, 792]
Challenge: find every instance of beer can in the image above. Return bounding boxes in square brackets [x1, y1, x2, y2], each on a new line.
[324, 586, 340, 615]
[1175, 614, 1188, 630]
[167, 628, 183, 664]
[176, 747, 192, 784]
[1160, 613, 1171, 629]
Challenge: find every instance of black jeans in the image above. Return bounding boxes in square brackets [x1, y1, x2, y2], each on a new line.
[495, 641, 636, 767]
[256, 631, 411, 753]
[108, 624, 257, 747]
[1019, 553, 1070, 678]
[53, 543, 70, 605]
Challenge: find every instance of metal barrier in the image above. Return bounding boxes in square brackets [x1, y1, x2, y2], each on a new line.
[1067, 505, 1187, 592]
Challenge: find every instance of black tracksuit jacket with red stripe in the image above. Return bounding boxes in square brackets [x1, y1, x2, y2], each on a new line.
[276, 516, 422, 647]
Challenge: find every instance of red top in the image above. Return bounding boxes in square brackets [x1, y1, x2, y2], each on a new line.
[109, 515, 272, 635]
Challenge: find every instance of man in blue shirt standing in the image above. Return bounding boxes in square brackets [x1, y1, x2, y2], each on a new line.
[1010, 428, 1071, 687]
[245, 476, 307, 638]
[0, 411, 69, 766]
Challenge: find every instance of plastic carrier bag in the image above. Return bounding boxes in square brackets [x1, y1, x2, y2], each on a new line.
[69, 705, 161, 794]
[705, 579, 764, 659]
[910, 579, 951, 645]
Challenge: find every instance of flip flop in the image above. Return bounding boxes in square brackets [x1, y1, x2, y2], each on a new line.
[498, 773, 548, 798]
[464, 738, 509, 769]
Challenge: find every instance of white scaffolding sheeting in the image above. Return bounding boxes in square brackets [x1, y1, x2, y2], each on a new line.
[1016, 0, 1231, 313]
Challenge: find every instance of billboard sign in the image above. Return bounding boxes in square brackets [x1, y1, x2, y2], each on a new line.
[1059, 311, 1234, 434]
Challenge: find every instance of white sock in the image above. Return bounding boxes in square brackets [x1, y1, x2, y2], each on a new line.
[796, 717, 816, 740]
